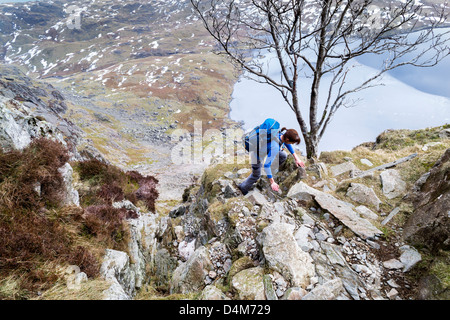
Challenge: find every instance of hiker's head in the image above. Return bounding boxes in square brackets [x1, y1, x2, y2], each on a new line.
[281, 128, 301, 145]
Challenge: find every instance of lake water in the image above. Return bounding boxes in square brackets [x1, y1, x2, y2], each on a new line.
[229, 29, 450, 155]
[0, 0, 38, 4]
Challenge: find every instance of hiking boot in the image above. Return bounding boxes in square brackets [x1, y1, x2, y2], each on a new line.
[237, 183, 248, 196]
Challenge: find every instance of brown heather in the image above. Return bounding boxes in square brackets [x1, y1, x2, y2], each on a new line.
[0, 138, 159, 299]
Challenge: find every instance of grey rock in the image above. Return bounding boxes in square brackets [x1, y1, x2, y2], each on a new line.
[399, 245, 422, 272]
[231, 267, 266, 300]
[381, 207, 401, 226]
[294, 225, 314, 252]
[100, 249, 135, 300]
[360, 159, 374, 167]
[302, 278, 344, 300]
[223, 183, 238, 199]
[330, 162, 358, 177]
[355, 206, 379, 221]
[387, 279, 400, 288]
[346, 183, 382, 210]
[403, 149, 450, 253]
[170, 246, 214, 294]
[320, 242, 347, 267]
[259, 223, 316, 288]
[0, 102, 32, 150]
[245, 189, 268, 205]
[422, 142, 442, 151]
[286, 182, 315, 201]
[237, 168, 250, 178]
[288, 182, 382, 240]
[58, 163, 80, 207]
[263, 275, 278, 300]
[383, 259, 404, 270]
[283, 287, 308, 300]
[199, 285, 231, 300]
[387, 288, 399, 300]
[439, 128, 450, 139]
[380, 169, 407, 199]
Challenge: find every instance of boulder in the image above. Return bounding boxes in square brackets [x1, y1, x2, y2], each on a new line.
[152, 249, 178, 290]
[383, 259, 404, 270]
[403, 148, 450, 252]
[178, 239, 197, 261]
[231, 267, 266, 300]
[227, 256, 255, 281]
[302, 278, 344, 300]
[245, 189, 269, 206]
[399, 245, 422, 272]
[223, 182, 238, 198]
[170, 246, 214, 294]
[355, 205, 379, 221]
[259, 223, 315, 288]
[330, 162, 358, 177]
[287, 180, 320, 200]
[58, 163, 80, 207]
[0, 102, 32, 150]
[282, 287, 308, 300]
[100, 249, 135, 300]
[263, 275, 278, 300]
[259, 202, 296, 225]
[439, 128, 450, 139]
[346, 183, 382, 210]
[381, 207, 401, 226]
[288, 182, 382, 239]
[126, 211, 160, 288]
[380, 169, 407, 199]
[199, 285, 231, 300]
[100, 205, 160, 299]
[360, 159, 374, 167]
[294, 225, 314, 252]
[0, 99, 69, 152]
[237, 168, 250, 178]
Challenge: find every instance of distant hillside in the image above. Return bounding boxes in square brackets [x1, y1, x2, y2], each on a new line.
[0, 0, 239, 172]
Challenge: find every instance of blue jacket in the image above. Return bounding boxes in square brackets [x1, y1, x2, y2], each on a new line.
[263, 132, 295, 179]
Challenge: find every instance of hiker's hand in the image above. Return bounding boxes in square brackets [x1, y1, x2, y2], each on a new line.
[293, 154, 305, 168]
[296, 160, 305, 168]
[271, 182, 280, 192]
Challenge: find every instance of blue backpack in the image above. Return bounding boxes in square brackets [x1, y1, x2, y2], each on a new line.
[244, 118, 281, 154]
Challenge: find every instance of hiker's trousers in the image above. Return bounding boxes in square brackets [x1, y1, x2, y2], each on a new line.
[239, 150, 287, 195]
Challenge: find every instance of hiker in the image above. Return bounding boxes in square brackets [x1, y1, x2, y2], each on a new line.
[238, 118, 305, 195]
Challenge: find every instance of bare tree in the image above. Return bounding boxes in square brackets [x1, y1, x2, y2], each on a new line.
[191, 0, 450, 160]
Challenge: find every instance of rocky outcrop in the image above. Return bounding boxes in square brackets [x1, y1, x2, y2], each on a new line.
[288, 182, 382, 240]
[156, 157, 419, 300]
[403, 148, 450, 252]
[0, 97, 66, 151]
[170, 246, 214, 294]
[100, 249, 136, 300]
[258, 223, 315, 288]
[0, 65, 104, 162]
[100, 201, 162, 300]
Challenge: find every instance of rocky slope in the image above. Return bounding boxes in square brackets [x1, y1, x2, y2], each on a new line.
[1, 55, 449, 301]
[131, 126, 449, 301]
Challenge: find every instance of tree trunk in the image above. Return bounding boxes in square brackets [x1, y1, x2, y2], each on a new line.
[304, 134, 319, 161]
